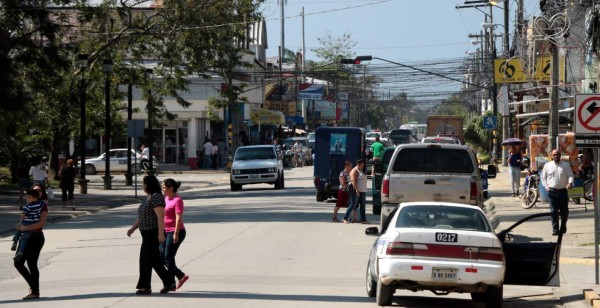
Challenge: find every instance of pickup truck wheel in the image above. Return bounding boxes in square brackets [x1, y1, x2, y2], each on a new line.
[470, 292, 485, 302]
[230, 179, 241, 191]
[485, 285, 503, 308]
[274, 173, 282, 190]
[372, 205, 381, 215]
[281, 172, 285, 188]
[376, 279, 394, 306]
[365, 262, 377, 297]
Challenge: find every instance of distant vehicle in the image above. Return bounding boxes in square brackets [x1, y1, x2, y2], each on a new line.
[371, 147, 395, 214]
[421, 136, 460, 144]
[365, 203, 561, 306]
[427, 116, 464, 143]
[230, 145, 284, 191]
[388, 129, 415, 146]
[366, 131, 382, 140]
[307, 132, 315, 149]
[283, 137, 312, 166]
[313, 127, 365, 202]
[401, 123, 427, 141]
[85, 148, 147, 175]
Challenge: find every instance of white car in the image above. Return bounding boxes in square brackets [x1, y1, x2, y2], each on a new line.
[84, 148, 144, 175]
[365, 202, 561, 307]
[230, 145, 284, 191]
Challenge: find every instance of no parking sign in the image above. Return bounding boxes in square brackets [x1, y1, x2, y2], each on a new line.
[575, 94, 600, 146]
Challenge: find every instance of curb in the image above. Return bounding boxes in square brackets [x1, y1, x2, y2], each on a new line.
[584, 289, 600, 308]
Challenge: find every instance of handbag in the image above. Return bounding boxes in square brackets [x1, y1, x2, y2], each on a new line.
[343, 183, 354, 193]
[47, 186, 54, 199]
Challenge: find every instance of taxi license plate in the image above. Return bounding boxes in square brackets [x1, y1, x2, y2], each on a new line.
[250, 175, 259, 180]
[432, 268, 457, 281]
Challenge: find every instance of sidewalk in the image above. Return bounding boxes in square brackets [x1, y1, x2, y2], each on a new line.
[486, 164, 598, 306]
[0, 166, 229, 238]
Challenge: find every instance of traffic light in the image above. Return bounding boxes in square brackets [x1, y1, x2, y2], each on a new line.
[340, 56, 373, 65]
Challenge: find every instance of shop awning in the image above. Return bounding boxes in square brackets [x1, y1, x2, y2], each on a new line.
[250, 108, 285, 125]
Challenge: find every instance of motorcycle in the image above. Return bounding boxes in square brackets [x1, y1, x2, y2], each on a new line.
[521, 170, 539, 209]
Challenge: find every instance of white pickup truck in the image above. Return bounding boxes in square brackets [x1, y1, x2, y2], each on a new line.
[380, 143, 496, 224]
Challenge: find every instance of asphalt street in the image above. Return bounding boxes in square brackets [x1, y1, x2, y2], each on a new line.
[0, 164, 597, 307]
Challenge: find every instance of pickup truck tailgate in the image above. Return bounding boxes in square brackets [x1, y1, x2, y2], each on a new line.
[388, 173, 473, 204]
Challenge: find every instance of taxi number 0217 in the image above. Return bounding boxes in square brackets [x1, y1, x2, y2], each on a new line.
[435, 232, 457, 243]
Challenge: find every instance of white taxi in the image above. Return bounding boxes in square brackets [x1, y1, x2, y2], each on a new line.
[365, 202, 561, 307]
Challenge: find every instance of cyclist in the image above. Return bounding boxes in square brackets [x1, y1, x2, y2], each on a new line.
[140, 144, 150, 172]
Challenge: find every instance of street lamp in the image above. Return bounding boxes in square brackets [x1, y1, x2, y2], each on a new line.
[78, 54, 89, 194]
[103, 58, 113, 190]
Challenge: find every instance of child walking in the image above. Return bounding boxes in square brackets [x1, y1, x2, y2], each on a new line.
[11, 189, 44, 261]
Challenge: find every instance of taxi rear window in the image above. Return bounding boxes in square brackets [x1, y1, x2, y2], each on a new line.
[392, 148, 473, 173]
[396, 205, 490, 232]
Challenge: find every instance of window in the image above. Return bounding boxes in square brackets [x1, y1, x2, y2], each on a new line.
[392, 148, 474, 173]
[396, 205, 490, 232]
[235, 147, 276, 160]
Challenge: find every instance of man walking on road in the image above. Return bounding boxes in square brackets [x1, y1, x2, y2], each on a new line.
[541, 149, 574, 235]
[370, 137, 385, 161]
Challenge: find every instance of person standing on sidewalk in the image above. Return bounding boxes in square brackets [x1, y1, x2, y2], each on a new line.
[541, 149, 574, 235]
[202, 139, 212, 169]
[160, 179, 189, 290]
[126, 175, 175, 295]
[508, 145, 522, 197]
[58, 159, 77, 210]
[29, 157, 48, 189]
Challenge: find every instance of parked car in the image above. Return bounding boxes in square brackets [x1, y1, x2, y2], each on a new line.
[365, 203, 561, 307]
[84, 148, 146, 175]
[307, 132, 315, 149]
[282, 137, 312, 166]
[230, 145, 284, 191]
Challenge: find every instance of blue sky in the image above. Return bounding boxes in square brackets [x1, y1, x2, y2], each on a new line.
[260, 0, 540, 62]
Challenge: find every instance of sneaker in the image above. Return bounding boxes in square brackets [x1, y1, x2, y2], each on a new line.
[160, 283, 176, 294]
[13, 252, 23, 262]
[11, 242, 17, 251]
[177, 275, 189, 290]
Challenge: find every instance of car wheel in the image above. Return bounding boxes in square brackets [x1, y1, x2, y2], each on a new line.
[316, 191, 325, 202]
[485, 285, 503, 308]
[470, 292, 486, 302]
[366, 261, 377, 297]
[274, 173, 282, 190]
[376, 279, 394, 306]
[85, 164, 96, 175]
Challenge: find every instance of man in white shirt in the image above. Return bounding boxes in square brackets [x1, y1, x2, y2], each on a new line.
[541, 149, 574, 235]
[202, 139, 212, 169]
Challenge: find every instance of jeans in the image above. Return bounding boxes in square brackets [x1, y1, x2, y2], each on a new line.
[137, 228, 173, 289]
[12, 229, 33, 255]
[547, 188, 569, 233]
[203, 155, 211, 168]
[509, 166, 521, 194]
[344, 191, 367, 222]
[14, 231, 44, 294]
[160, 229, 187, 281]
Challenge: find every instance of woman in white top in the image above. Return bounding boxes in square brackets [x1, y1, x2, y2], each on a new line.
[29, 158, 48, 188]
[343, 159, 370, 224]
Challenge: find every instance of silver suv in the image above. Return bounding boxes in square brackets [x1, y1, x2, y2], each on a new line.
[230, 145, 284, 191]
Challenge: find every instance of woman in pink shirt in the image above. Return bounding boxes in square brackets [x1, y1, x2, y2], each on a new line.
[161, 179, 189, 290]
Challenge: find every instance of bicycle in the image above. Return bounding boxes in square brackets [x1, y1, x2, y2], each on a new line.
[136, 159, 161, 175]
[584, 173, 594, 202]
[521, 170, 539, 209]
[292, 151, 304, 168]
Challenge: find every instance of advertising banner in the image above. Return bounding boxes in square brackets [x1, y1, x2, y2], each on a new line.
[493, 56, 565, 84]
[298, 84, 324, 100]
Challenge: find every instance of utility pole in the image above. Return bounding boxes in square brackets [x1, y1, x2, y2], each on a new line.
[301, 7, 306, 125]
[547, 0, 561, 152]
[501, 0, 510, 167]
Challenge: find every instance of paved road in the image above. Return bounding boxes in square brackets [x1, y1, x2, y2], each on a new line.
[0, 165, 593, 307]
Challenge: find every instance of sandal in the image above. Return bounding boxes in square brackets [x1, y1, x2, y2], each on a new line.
[23, 293, 40, 300]
[361, 220, 371, 225]
[332, 217, 339, 222]
[135, 289, 152, 295]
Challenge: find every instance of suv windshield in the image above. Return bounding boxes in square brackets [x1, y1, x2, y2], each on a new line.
[396, 205, 490, 232]
[392, 148, 474, 173]
[235, 148, 276, 160]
